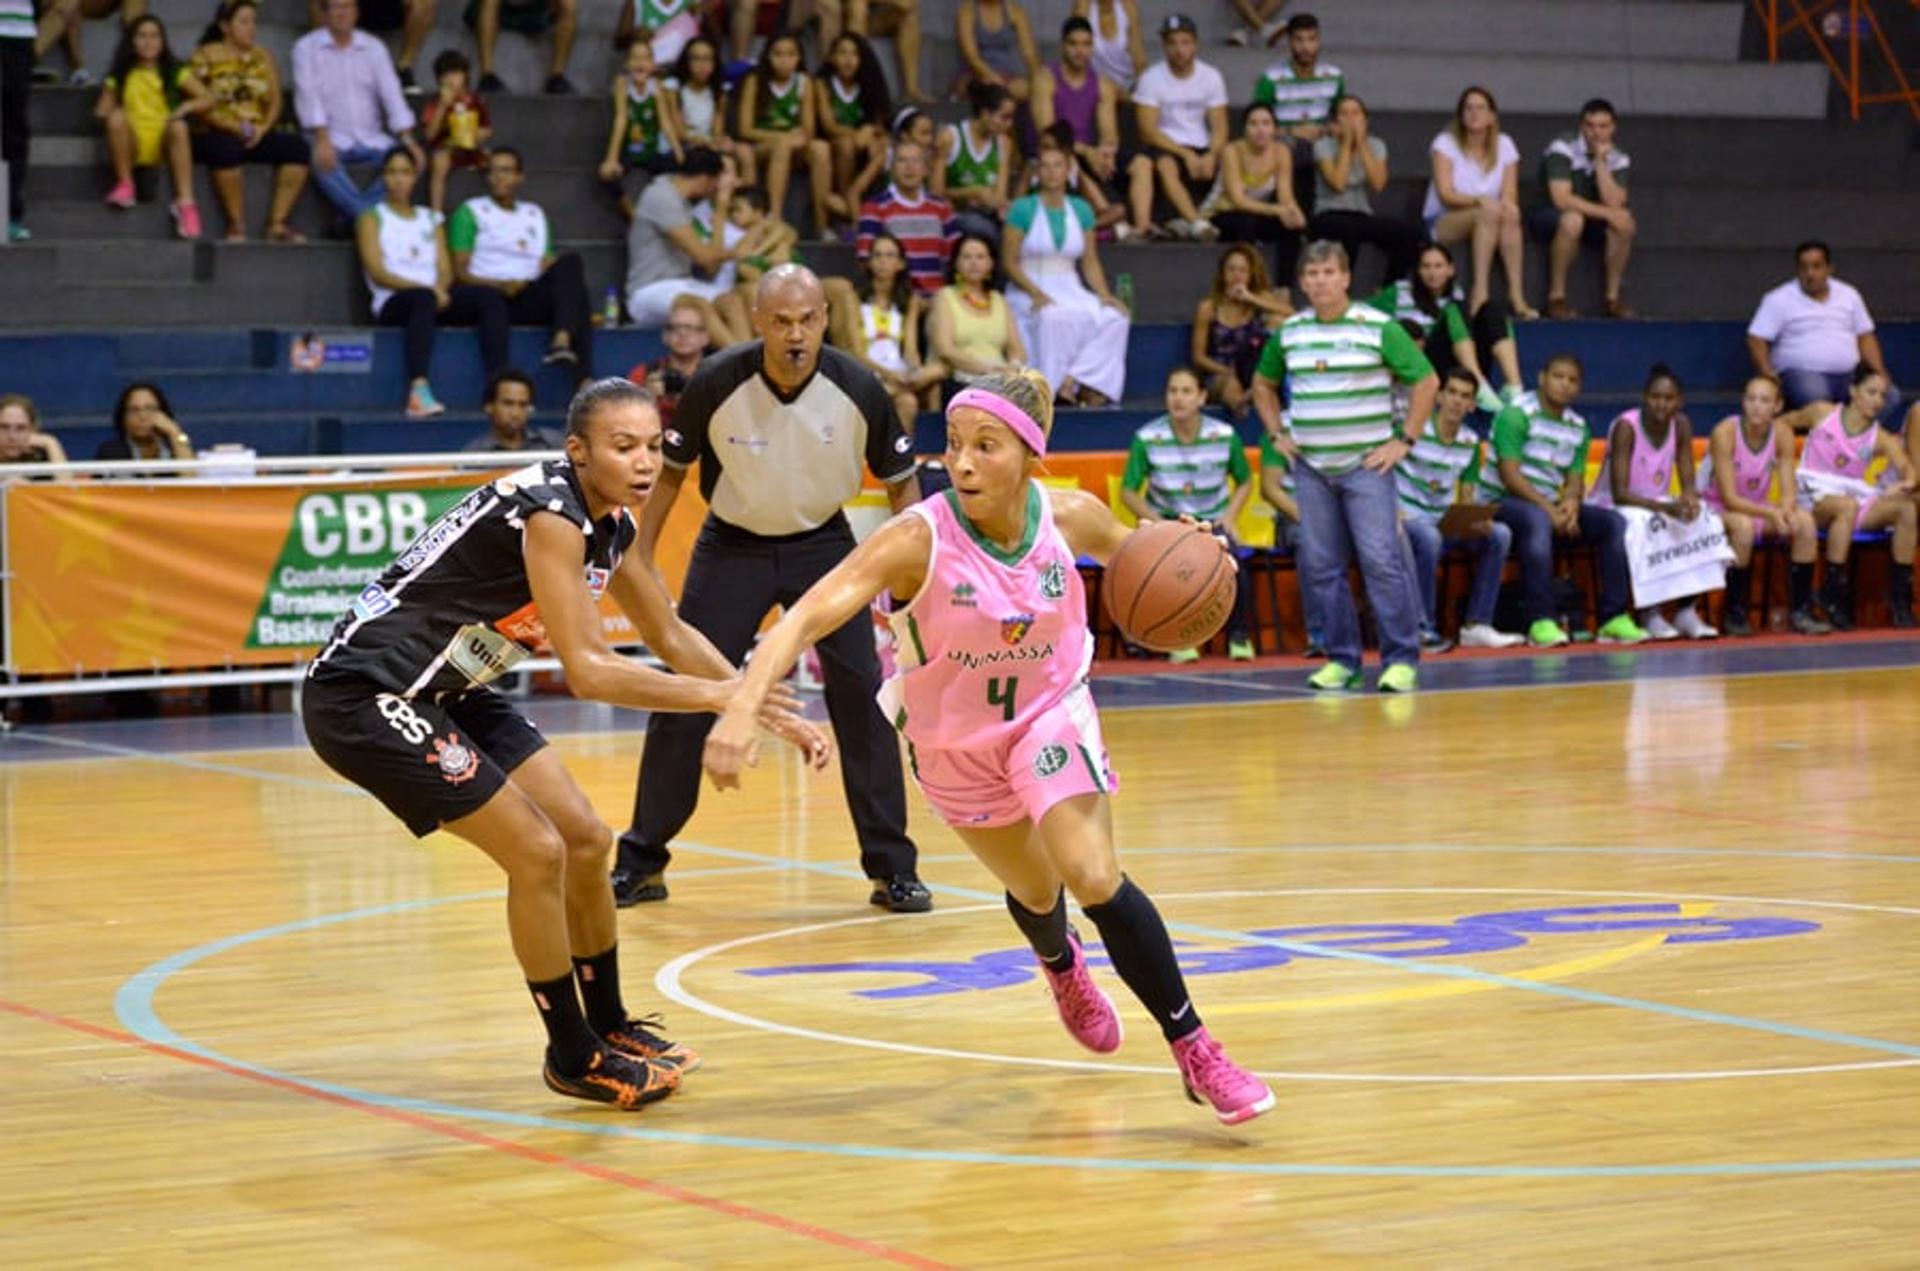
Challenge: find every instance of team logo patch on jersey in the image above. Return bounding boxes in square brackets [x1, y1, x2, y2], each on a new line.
[426, 733, 481, 784]
[1000, 613, 1034, 645]
[951, 582, 978, 608]
[1032, 744, 1070, 779]
[1039, 562, 1067, 600]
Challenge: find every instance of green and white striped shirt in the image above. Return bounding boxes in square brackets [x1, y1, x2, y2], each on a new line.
[1483, 391, 1591, 501]
[1122, 414, 1251, 520]
[1255, 301, 1434, 475]
[1252, 62, 1344, 125]
[1396, 430, 1485, 519]
[0, 0, 33, 41]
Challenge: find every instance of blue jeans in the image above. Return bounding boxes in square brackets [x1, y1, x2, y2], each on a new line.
[1495, 498, 1629, 626]
[1293, 460, 1422, 669]
[1276, 515, 1324, 649]
[1780, 367, 1904, 425]
[1403, 513, 1514, 629]
[309, 139, 390, 218]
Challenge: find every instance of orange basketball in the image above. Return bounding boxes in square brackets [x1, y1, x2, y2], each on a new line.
[1103, 521, 1238, 653]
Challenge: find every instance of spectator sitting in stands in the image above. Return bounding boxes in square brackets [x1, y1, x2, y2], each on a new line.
[955, 0, 1040, 103]
[1198, 102, 1302, 278]
[1001, 141, 1128, 407]
[929, 232, 1024, 392]
[471, 0, 577, 95]
[1130, 13, 1228, 243]
[1073, 0, 1145, 94]
[616, 0, 701, 70]
[820, 0, 927, 104]
[0, 395, 68, 466]
[304, 0, 434, 93]
[1022, 121, 1126, 235]
[936, 80, 1017, 242]
[1790, 364, 1917, 630]
[624, 146, 748, 343]
[1310, 94, 1418, 288]
[856, 135, 957, 297]
[1120, 365, 1257, 661]
[1529, 97, 1634, 319]
[1259, 418, 1326, 656]
[1747, 240, 1901, 423]
[1424, 85, 1535, 319]
[1588, 364, 1715, 641]
[1190, 242, 1289, 418]
[293, 0, 421, 220]
[1701, 374, 1830, 637]
[830, 231, 946, 429]
[463, 368, 562, 451]
[1255, 12, 1340, 215]
[1397, 367, 1523, 650]
[357, 147, 503, 418]
[737, 31, 833, 239]
[1031, 18, 1129, 236]
[33, 0, 140, 86]
[190, 1, 310, 242]
[420, 48, 490, 217]
[1482, 352, 1645, 647]
[816, 33, 893, 229]
[724, 183, 800, 302]
[98, 381, 193, 461]
[99, 15, 209, 239]
[667, 37, 753, 184]
[450, 146, 593, 377]
[626, 296, 711, 425]
[1370, 242, 1521, 413]
[597, 33, 683, 220]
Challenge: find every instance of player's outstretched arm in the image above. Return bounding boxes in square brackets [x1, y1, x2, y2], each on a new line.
[1049, 486, 1134, 565]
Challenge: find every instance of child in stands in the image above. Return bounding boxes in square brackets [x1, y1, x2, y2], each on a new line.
[99, 14, 209, 239]
[421, 48, 491, 216]
[598, 33, 683, 220]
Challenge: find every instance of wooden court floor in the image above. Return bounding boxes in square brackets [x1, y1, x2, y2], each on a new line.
[6, 664, 1920, 1266]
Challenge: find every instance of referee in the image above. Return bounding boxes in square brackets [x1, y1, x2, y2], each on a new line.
[611, 266, 931, 912]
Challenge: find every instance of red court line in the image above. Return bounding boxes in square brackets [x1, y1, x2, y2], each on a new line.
[0, 998, 952, 1270]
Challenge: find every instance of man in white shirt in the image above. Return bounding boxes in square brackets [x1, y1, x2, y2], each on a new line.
[1129, 12, 1228, 242]
[293, 0, 420, 217]
[1747, 240, 1900, 420]
[449, 147, 592, 376]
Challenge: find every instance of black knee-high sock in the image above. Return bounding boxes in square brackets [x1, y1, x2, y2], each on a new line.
[529, 973, 598, 1073]
[1724, 565, 1751, 617]
[1006, 889, 1074, 971]
[1790, 561, 1814, 612]
[573, 945, 627, 1036]
[1082, 875, 1201, 1042]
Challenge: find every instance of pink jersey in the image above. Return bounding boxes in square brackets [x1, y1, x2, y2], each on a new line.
[881, 482, 1094, 752]
[1589, 408, 1675, 508]
[1801, 406, 1878, 479]
[1700, 416, 1778, 509]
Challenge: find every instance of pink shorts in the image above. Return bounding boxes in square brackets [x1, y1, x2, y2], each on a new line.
[908, 685, 1117, 829]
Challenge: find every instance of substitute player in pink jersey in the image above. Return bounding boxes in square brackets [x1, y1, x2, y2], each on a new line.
[1699, 374, 1827, 636]
[1792, 364, 1917, 629]
[702, 367, 1275, 1125]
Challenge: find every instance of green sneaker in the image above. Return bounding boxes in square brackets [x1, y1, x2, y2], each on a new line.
[1307, 662, 1361, 691]
[1168, 647, 1201, 664]
[1527, 619, 1570, 648]
[1596, 614, 1650, 644]
[1227, 638, 1256, 661]
[1377, 663, 1418, 693]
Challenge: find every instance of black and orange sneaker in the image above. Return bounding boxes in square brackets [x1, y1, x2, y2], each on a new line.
[603, 1014, 703, 1074]
[542, 1046, 679, 1110]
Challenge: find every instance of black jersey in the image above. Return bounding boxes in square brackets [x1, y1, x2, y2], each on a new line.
[312, 459, 636, 699]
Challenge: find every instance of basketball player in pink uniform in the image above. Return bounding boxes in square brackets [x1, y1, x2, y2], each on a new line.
[1700, 374, 1828, 636]
[1793, 365, 1917, 629]
[702, 368, 1276, 1126]
[1589, 364, 1713, 639]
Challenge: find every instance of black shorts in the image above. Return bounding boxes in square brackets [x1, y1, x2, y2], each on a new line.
[302, 670, 549, 837]
[361, 0, 408, 31]
[192, 128, 312, 171]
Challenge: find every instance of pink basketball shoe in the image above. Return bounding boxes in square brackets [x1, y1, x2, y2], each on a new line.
[1039, 930, 1123, 1054]
[1172, 1027, 1275, 1125]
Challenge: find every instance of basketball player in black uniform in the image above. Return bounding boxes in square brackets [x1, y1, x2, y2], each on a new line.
[302, 378, 830, 1110]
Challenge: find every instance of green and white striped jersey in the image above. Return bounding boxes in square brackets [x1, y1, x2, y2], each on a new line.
[1121, 414, 1251, 520]
[1255, 301, 1433, 475]
[1396, 429, 1485, 519]
[1482, 391, 1590, 501]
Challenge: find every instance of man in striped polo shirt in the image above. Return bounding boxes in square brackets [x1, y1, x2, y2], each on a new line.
[1397, 367, 1522, 651]
[1254, 13, 1341, 214]
[1481, 353, 1647, 647]
[855, 140, 957, 296]
[1120, 366, 1257, 660]
[0, 0, 29, 240]
[1252, 239, 1435, 692]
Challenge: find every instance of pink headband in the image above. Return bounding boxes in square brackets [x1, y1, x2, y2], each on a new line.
[947, 387, 1047, 457]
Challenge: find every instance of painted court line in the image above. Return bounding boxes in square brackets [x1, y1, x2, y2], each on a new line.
[0, 997, 950, 1269]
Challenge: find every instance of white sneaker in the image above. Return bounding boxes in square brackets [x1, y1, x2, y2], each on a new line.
[1191, 218, 1220, 243]
[1165, 218, 1195, 241]
[1226, 26, 1253, 45]
[1673, 605, 1719, 640]
[1459, 623, 1525, 649]
[1642, 612, 1681, 641]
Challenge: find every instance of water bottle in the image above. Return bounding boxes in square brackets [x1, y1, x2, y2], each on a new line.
[1115, 272, 1134, 312]
[601, 286, 621, 328]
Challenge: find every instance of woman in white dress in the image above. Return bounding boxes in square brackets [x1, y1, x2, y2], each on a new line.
[1001, 144, 1130, 406]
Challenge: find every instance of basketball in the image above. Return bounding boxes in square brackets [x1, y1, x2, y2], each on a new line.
[1103, 521, 1238, 652]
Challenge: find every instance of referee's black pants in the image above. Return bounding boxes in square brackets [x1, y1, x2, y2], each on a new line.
[616, 513, 918, 881]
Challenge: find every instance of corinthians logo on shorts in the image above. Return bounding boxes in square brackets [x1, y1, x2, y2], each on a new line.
[426, 733, 481, 784]
[1000, 612, 1034, 645]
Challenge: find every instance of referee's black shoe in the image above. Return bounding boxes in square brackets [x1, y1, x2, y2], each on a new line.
[612, 868, 668, 907]
[870, 875, 933, 913]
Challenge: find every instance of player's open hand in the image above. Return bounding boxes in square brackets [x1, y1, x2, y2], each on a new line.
[761, 706, 834, 770]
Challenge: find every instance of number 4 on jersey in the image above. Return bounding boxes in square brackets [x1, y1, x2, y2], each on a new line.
[987, 675, 1019, 722]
